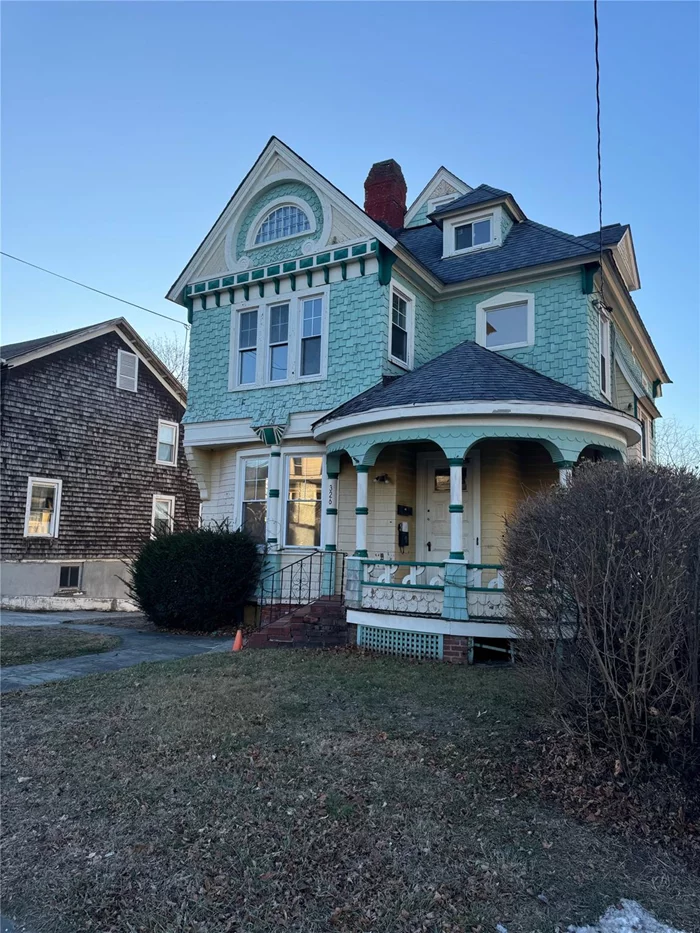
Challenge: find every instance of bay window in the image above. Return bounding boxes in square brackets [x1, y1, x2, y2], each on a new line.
[285, 455, 323, 547]
[24, 477, 62, 537]
[241, 457, 268, 544]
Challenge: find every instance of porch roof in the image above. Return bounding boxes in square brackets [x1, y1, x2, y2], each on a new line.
[315, 340, 610, 426]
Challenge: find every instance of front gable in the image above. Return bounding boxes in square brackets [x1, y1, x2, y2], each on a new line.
[167, 138, 395, 304]
[404, 167, 471, 229]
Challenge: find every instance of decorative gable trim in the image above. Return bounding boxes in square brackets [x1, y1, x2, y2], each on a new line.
[403, 167, 471, 228]
[613, 227, 641, 292]
[166, 137, 397, 305]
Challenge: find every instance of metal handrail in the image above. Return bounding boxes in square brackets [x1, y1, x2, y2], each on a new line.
[255, 550, 347, 630]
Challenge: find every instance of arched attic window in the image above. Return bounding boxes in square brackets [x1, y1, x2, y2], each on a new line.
[254, 204, 311, 245]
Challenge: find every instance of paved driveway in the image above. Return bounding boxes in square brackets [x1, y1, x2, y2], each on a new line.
[0, 612, 230, 693]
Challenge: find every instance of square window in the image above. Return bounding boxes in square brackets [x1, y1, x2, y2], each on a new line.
[59, 565, 81, 588]
[454, 218, 491, 252]
[485, 302, 529, 348]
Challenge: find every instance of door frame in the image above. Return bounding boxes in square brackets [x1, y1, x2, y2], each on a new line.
[416, 450, 481, 564]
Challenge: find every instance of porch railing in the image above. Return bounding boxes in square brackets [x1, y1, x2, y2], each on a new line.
[358, 559, 507, 620]
[254, 550, 347, 629]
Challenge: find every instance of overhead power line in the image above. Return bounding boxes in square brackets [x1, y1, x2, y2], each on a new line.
[593, 0, 610, 312]
[1, 251, 188, 328]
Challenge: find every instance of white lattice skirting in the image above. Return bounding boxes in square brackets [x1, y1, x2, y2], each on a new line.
[357, 625, 443, 660]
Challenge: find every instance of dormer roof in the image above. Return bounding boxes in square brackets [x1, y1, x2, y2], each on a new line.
[428, 184, 527, 228]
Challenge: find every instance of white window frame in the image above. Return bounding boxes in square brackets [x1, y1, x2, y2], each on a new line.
[236, 450, 270, 544]
[427, 193, 458, 215]
[599, 312, 612, 400]
[282, 450, 326, 550]
[116, 349, 139, 392]
[155, 419, 179, 466]
[24, 477, 63, 538]
[476, 291, 535, 352]
[244, 196, 317, 251]
[151, 494, 175, 538]
[388, 283, 415, 370]
[228, 285, 329, 391]
[639, 411, 651, 462]
[442, 206, 503, 258]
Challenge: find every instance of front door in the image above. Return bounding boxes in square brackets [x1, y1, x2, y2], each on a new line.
[417, 452, 480, 564]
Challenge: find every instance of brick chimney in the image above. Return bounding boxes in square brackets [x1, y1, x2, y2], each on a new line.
[364, 159, 407, 230]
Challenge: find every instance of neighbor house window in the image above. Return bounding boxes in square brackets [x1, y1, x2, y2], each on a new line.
[156, 420, 178, 465]
[255, 205, 310, 245]
[389, 285, 414, 369]
[476, 292, 534, 351]
[241, 457, 268, 544]
[285, 455, 323, 548]
[268, 303, 289, 381]
[151, 495, 175, 537]
[238, 309, 258, 385]
[24, 477, 62, 537]
[300, 297, 322, 377]
[117, 349, 138, 392]
[59, 565, 81, 589]
[599, 314, 611, 398]
[230, 289, 327, 389]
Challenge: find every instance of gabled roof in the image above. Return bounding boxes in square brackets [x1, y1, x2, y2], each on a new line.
[1, 318, 187, 405]
[576, 223, 629, 249]
[316, 339, 610, 426]
[403, 166, 472, 228]
[431, 184, 513, 215]
[397, 218, 605, 286]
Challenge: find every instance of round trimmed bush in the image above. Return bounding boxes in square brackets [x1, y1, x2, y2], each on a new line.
[130, 526, 264, 632]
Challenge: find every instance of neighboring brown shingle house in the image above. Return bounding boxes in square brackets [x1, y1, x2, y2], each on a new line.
[0, 317, 199, 609]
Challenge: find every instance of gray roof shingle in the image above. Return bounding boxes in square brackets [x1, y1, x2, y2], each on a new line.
[396, 218, 624, 285]
[316, 339, 610, 425]
[0, 324, 111, 362]
[431, 184, 512, 215]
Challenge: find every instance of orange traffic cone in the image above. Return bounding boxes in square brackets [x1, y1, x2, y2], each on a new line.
[232, 629, 243, 652]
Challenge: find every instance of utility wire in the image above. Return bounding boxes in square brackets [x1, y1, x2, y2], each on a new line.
[593, 0, 609, 312]
[1, 251, 189, 328]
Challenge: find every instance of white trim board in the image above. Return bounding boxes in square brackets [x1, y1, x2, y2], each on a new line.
[347, 608, 518, 639]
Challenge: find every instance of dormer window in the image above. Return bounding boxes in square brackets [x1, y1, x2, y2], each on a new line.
[455, 218, 491, 252]
[254, 205, 310, 245]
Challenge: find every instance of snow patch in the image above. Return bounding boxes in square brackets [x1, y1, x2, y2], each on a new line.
[568, 899, 688, 933]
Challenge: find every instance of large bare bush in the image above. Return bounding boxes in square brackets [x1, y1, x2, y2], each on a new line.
[503, 462, 700, 778]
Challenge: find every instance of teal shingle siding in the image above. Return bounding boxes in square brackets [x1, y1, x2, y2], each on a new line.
[405, 202, 431, 228]
[235, 182, 324, 268]
[184, 274, 390, 425]
[433, 273, 593, 395]
[500, 211, 514, 241]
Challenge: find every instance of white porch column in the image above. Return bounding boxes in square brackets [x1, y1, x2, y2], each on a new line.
[324, 467, 339, 551]
[557, 460, 575, 486]
[266, 446, 282, 547]
[354, 465, 369, 557]
[448, 457, 465, 560]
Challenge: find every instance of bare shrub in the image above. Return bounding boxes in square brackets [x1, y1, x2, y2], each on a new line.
[503, 462, 700, 779]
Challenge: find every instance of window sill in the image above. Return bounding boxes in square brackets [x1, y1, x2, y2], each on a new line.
[443, 242, 499, 260]
[155, 460, 178, 467]
[482, 340, 532, 352]
[229, 374, 326, 392]
[388, 356, 412, 372]
[23, 533, 57, 539]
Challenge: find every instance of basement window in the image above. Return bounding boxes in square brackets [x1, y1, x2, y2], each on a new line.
[59, 565, 81, 589]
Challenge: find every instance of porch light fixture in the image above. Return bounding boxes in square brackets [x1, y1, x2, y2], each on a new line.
[374, 473, 392, 484]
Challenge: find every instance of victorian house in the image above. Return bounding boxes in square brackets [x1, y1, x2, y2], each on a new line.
[168, 138, 668, 661]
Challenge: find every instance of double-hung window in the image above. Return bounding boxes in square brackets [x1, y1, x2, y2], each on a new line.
[599, 314, 611, 398]
[24, 477, 62, 537]
[389, 285, 414, 369]
[238, 309, 258, 385]
[285, 455, 323, 548]
[241, 457, 268, 544]
[151, 495, 175, 537]
[156, 420, 178, 465]
[230, 288, 327, 389]
[268, 303, 290, 381]
[300, 297, 322, 377]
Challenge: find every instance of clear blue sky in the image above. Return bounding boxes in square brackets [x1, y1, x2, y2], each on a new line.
[2, 1, 698, 427]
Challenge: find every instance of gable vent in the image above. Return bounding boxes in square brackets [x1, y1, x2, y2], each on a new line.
[117, 349, 139, 392]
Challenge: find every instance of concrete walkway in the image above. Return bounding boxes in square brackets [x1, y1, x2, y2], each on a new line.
[0, 612, 231, 693]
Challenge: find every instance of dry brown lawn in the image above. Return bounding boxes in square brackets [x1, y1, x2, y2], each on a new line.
[0, 625, 120, 667]
[1, 649, 698, 933]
